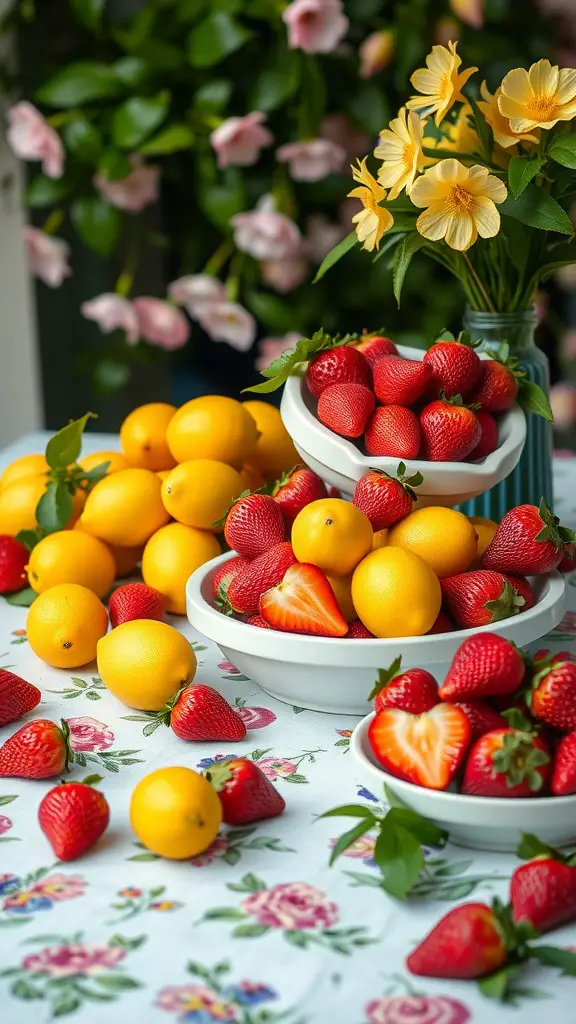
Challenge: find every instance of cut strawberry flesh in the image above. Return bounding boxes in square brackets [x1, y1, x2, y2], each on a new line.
[259, 563, 348, 637]
[368, 703, 470, 790]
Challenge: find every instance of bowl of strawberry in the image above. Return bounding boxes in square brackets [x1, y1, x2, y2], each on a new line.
[351, 634, 576, 852]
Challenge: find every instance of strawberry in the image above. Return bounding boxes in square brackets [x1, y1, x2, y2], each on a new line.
[468, 359, 519, 412]
[345, 620, 374, 638]
[109, 583, 166, 629]
[423, 339, 483, 399]
[420, 396, 481, 461]
[551, 731, 576, 795]
[38, 780, 110, 861]
[511, 837, 576, 932]
[504, 574, 535, 610]
[558, 542, 576, 573]
[0, 535, 29, 593]
[453, 701, 506, 741]
[462, 727, 551, 797]
[166, 683, 247, 741]
[406, 902, 508, 979]
[354, 334, 397, 366]
[212, 556, 251, 610]
[369, 656, 439, 714]
[427, 610, 456, 634]
[364, 405, 421, 459]
[247, 614, 272, 629]
[224, 494, 286, 560]
[468, 411, 499, 461]
[368, 703, 470, 790]
[439, 633, 525, 701]
[227, 542, 296, 616]
[352, 464, 422, 531]
[482, 499, 575, 575]
[373, 356, 431, 406]
[440, 570, 529, 628]
[0, 669, 41, 727]
[0, 719, 70, 779]
[260, 562, 348, 637]
[306, 345, 370, 398]
[317, 382, 375, 438]
[528, 657, 576, 732]
[205, 757, 285, 825]
[272, 466, 327, 523]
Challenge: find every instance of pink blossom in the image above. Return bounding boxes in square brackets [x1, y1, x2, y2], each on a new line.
[551, 383, 576, 429]
[156, 984, 235, 1017]
[81, 294, 140, 346]
[0, 815, 12, 835]
[236, 706, 277, 729]
[211, 112, 273, 169]
[256, 757, 297, 780]
[283, 0, 349, 53]
[94, 158, 159, 213]
[276, 138, 345, 181]
[190, 836, 228, 867]
[330, 834, 375, 859]
[133, 298, 190, 350]
[359, 30, 395, 79]
[232, 201, 301, 260]
[24, 227, 71, 288]
[67, 716, 115, 752]
[255, 333, 301, 372]
[168, 275, 227, 318]
[449, 0, 483, 26]
[30, 874, 86, 901]
[261, 256, 308, 292]
[321, 114, 369, 160]
[242, 881, 339, 930]
[197, 302, 256, 352]
[218, 660, 241, 674]
[365, 995, 471, 1024]
[23, 943, 125, 977]
[306, 213, 347, 263]
[7, 102, 64, 179]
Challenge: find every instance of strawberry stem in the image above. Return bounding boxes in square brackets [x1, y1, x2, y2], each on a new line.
[60, 718, 72, 773]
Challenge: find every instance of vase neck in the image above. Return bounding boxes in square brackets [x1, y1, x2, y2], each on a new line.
[463, 307, 538, 355]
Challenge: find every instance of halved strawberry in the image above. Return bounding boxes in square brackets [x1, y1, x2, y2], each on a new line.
[373, 356, 431, 406]
[260, 563, 348, 637]
[368, 703, 471, 790]
[317, 382, 375, 438]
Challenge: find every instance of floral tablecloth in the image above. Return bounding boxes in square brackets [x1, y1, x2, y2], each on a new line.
[1, 433, 576, 1024]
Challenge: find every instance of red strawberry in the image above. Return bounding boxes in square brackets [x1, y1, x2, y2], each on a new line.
[462, 727, 551, 797]
[423, 339, 483, 399]
[352, 465, 421, 531]
[511, 843, 576, 932]
[227, 542, 296, 616]
[317, 382, 375, 438]
[166, 683, 247, 741]
[468, 411, 499, 461]
[0, 669, 41, 727]
[420, 397, 481, 461]
[354, 334, 397, 366]
[0, 535, 29, 593]
[306, 345, 370, 398]
[427, 610, 456, 634]
[504, 574, 535, 610]
[205, 757, 285, 825]
[528, 657, 576, 732]
[369, 657, 439, 714]
[453, 701, 506, 741]
[373, 356, 431, 406]
[440, 570, 529, 628]
[109, 583, 166, 629]
[224, 494, 286, 559]
[551, 731, 576, 795]
[260, 563, 348, 637]
[247, 614, 272, 629]
[364, 405, 421, 459]
[406, 902, 508, 979]
[212, 556, 250, 608]
[439, 633, 525, 701]
[482, 499, 574, 575]
[558, 542, 576, 573]
[368, 703, 470, 790]
[0, 719, 70, 779]
[38, 780, 110, 861]
[468, 359, 519, 412]
[345, 620, 374, 638]
[272, 466, 327, 523]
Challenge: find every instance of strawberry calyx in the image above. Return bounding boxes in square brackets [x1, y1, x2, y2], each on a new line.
[212, 482, 275, 529]
[369, 463, 424, 504]
[501, 708, 534, 732]
[214, 578, 235, 616]
[491, 729, 549, 791]
[204, 760, 238, 791]
[60, 718, 72, 774]
[516, 831, 576, 867]
[437, 390, 481, 412]
[156, 685, 191, 727]
[534, 498, 575, 553]
[529, 657, 574, 692]
[271, 464, 306, 495]
[484, 580, 525, 622]
[433, 328, 482, 350]
[368, 656, 403, 701]
[81, 774, 104, 787]
[244, 329, 359, 395]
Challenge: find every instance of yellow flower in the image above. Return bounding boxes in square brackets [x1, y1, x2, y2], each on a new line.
[407, 41, 477, 126]
[374, 108, 427, 199]
[410, 158, 507, 251]
[479, 81, 539, 149]
[423, 104, 480, 165]
[348, 157, 394, 252]
[498, 59, 576, 133]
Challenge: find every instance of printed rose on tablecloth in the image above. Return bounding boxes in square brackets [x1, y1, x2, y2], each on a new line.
[156, 959, 300, 1022]
[67, 717, 115, 752]
[330, 834, 376, 863]
[196, 746, 324, 784]
[1, 870, 86, 919]
[365, 995, 471, 1024]
[156, 983, 237, 1019]
[234, 704, 277, 730]
[242, 881, 338, 930]
[0, 814, 12, 836]
[23, 943, 125, 977]
[108, 886, 183, 923]
[256, 757, 297, 780]
[189, 837, 229, 867]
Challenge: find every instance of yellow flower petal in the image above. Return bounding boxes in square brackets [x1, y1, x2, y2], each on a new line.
[500, 59, 576, 131]
[557, 68, 576, 105]
[416, 203, 452, 241]
[445, 212, 476, 251]
[499, 68, 531, 106]
[472, 195, 501, 239]
[374, 108, 427, 200]
[529, 58, 558, 98]
[408, 40, 476, 127]
[412, 159, 505, 251]
[480, 81, 539, 149]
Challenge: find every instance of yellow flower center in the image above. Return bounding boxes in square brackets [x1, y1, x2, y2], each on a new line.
[447, 184, 474, 213]
[403, 141, 415, 165]
[439, 73, 452, 100]
[527, 94, 558, 121]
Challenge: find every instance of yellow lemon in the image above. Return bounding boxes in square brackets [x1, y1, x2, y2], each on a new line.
[130, 766, 222, 859]
[73, 520, 142, 578]
[327, 573, 356, 623]
[78, 450, 130, 476]
[0, 454, 48, 491]
[352, 547, 441, 638]
[238, 463, 266, 492]
[469, 516, 498, 568]
[120, 402, 177, 471]
[161, 460, 242, 531]
[291, 498, 373, 576]
[97, 618, 197, 710]
[387, 506, 478, 579]
[156, 470, 171, 482]
[142, 522, 220, 614]
[242, 400, 299, 478]
[372, 529, 388, 550]
[166, 395, 258, 467]
[81, 468, 169, 547]
[27, 583, 108, 668]
[27, 530, 115, 597]
[0, 475, 48, 535]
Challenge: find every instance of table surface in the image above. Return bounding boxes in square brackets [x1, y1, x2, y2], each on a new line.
[2, 433, 576, 1024]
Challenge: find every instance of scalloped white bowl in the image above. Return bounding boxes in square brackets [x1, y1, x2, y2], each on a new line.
[280, 343, 527, 503]
[186, 552, 566, 715]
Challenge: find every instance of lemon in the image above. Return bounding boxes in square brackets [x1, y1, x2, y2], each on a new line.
[469, 516, 498, 568]
[97, 618, 197, 710]
[0, 454, 48, 491]
[80, 468, 169, 547]
[27, 530, 115, 597]
[161, 460, 242, 532]
[352, 547, 441, 637]
[327, 573, 356, 623]
[372, 529, 388, 550]
[0, 475, 48, 535]
[242, 400, 299, 478]
[291, 498, 373, 576]
[78, 450, 130, 476]
[130, 767, 222, 859]
[156, 470, 171, 481]
[238, 463, 266, 492]
[73, 520, 142, 578]
[120, 402, 177, 471]
[142, 522, 220, 614]
[27, 583, 108, 668]
[388, 506, 478, 579]
[166, 395, 258, 467]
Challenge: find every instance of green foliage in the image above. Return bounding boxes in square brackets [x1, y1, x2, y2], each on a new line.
[112, 92, 170, 149]
[187, 12, 252, 67]
[37, 62, 122, 106]
[71, 197, 123, 257]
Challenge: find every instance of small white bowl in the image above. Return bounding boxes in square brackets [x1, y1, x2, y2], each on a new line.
[351, 711, 576, 852]
[280, 343, 527, 503]
[186, 553, 566, 715]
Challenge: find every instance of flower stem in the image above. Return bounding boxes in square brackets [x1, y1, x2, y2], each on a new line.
[463, 252, 496, 312]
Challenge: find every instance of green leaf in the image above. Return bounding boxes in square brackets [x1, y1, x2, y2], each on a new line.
[187, 12, 252, 68]
[26, 175, 72, 208]
[231, 922, 270, 937]
[329, 820, 374, 866]
[71, 197, 122, 257]
[193, 79, 232, 113]
[127, 852, 160, 861]
[15, 529, 43, 551]
[313, 231, 357, 283]
[245, 291, 296, 334]
[393, 233, 427, 306]
[198, 172, 246, 231]
[203, 907, 247, 920]
[250, 49, 300, 113]
[93, 359, 131, 396]
[549, 133, 576, 170]
[52, 990, 82, 1016]
[11, 977, 44, 1000]
[114, 57, 148, 87]
[386, 807, 447, 847]
[479, 965, 520, 1002]
[516, 832, 558, 861]
[244, 328, 348, 394]
[501, 185, 574, 235]
[373, 822, 424, 899]
[112, 93, 170, 149]
[46, 411, 96, 469]
[517, 379, 553, 422]
[94, 974, 141, 991]
[508, 155, 544, 199]
[4, 586, 35, 606]
[529, 945, 576, 975]
[468, 94, 494, 162]
[0, 795, 17, 805]
[37, 62, 121, 107]
[98, 148, 133, 182]
[35, 482, 73, 533]
[140, 124, 195, 155]
[62, 119, 102, 163]
[82, 462, 111, 488]
[70, 0, 106, 30]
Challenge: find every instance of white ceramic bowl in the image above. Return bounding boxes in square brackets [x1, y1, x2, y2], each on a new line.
[186, 552, 566, 715]
[280, 343, 527, 503]
[351, 711, 576, 851]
